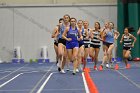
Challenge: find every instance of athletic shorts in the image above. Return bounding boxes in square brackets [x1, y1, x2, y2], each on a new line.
[84, 43, 90, 48]
[66, 42, 79, 49]
[103, 41, 106, 45]
[90, 44, 100, 48]
[54, 42, 58, 47]
[79, 42, 84, 48]
[58, 38, 66, 46]
[123, 47, 131, 51]
[104, 42, 113, 48]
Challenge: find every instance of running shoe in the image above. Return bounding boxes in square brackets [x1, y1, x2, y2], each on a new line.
[60, 69, 65, 74]
[76, 69, 79, 73]
[94, 66, 98, 70]
[106, 63, 110, 68]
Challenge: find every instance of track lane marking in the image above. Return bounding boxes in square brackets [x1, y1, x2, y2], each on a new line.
[0, 73, 23, 88]
[36, 73, 53, 93]
[0, 64, 28, 80]
[82, 72, 90, 93]
[116, 70, 140, 89]
[29, 64, 55, 93]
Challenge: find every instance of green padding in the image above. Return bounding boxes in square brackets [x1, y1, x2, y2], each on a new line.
[117, 0, 140, 58]
[29, 59, 38, 63]
[34, 59, 38, 62]
[29, 59, 33, 63]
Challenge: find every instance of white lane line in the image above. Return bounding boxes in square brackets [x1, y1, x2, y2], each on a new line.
[116, 70, 140, 89]
[0, 73, 23, 88]
[29, 64, 55, 93]
[0, 64, 28, 80]
[36, 73, 53, 93]
[39, 89, 84, 91]
[24, 71, 39, 73]
[0, 71, 12, 73]
[0, 89, 30, 91]
[0, 88, 84, 91]
[82, 72, 90, 93]
[22, 70, 50, 74]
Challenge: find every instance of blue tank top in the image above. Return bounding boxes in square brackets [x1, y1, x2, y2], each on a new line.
[105, 29, 114, 43]
[58, 24, 65, 39]
[67, 26, 78, 42]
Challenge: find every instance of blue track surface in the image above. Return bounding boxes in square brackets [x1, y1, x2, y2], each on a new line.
[42, 72, 85, 93]
[0, 61, 139, 93]
[89, 62, 140, 93]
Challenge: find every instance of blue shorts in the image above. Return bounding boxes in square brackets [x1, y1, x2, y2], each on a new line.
[79, 41, 84, 48]
[66, 42, 79, 49]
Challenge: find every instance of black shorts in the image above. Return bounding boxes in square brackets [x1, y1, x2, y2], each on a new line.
[84, 43, 90, 48]
[104, 42, 113, 48]
[123, 47, 131, 51]
[103, 41, 106, 45]
[90, 44, 100, 48]
[58, 38, 66, 46]
[79, 43, 84, 48]
[54, 42, 58, 47]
